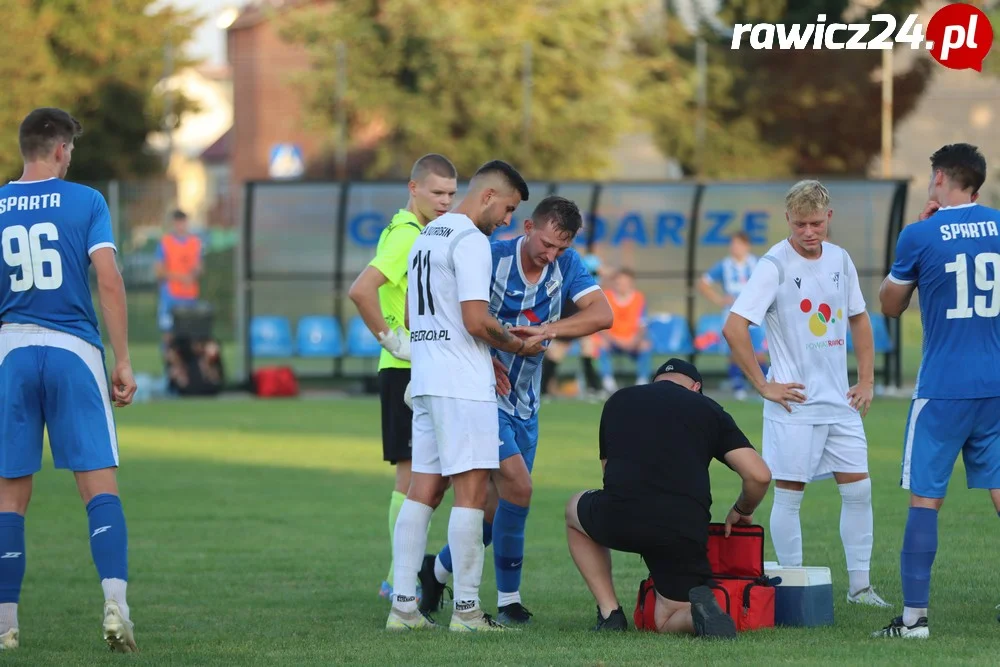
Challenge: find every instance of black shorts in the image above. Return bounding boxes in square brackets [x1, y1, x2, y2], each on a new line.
[576, 489, 712, 602]
[379, 368, 412, 464]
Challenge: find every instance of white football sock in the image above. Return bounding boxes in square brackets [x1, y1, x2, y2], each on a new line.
[0, 603, 16, 633]
[771, 487, 804, 567]
[498, 591, 521, 608]
[838, 478, 874, 594]
[102, 578, 129, 621]
[433, 555, 451, 585]
[449, 507, 485, 612]
[903, 606, 927, 626]
[391, 500, 433, 613]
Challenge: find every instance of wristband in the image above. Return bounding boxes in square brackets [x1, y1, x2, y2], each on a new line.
[733, 503, 753, 517]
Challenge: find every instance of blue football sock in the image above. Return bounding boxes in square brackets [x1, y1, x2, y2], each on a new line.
[494, 499, 530, 597]
[636, 349, 653, 381]
[597, 350, 614, 380]
[87, 494, 128, 582]
[0, 514, 25, 604]
[900, 507, 938, 609]
[437, 520, 492, 574]
[728, 362, 745, 391]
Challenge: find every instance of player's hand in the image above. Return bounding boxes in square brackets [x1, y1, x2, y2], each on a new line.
[403, 381, 413, 410]
[378, 326, 410, 361]
[111, 361, 137, 408]
[724, 507, 754, 537]
[847, 381, 874, 417]
[492, 357, 511, 396]
[760, 381, 806, 412]
[509, 324, 551, 339]
[919, 200, 941, 220]
[509, 326, 554, 356]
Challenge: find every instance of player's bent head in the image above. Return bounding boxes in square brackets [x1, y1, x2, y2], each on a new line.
[410, 153, 458, 183]
[471, 160, 530, 202]
[19, 107, 83, 163]
[784, 180, 831, 219]
[530, 196, 582, 241]
[930, 143, 986, 195]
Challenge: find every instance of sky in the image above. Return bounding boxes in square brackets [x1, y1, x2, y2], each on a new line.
[161, 0, 247, 67]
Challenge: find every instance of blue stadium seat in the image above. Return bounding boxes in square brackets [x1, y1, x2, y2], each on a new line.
[647, 314, 694, 355]
[694, 313, 728, 355]
[297, 316, 343, 357]
[347, 316, 383, 358]
[847, 312, 894, 353]
[250, 315, 294, 357]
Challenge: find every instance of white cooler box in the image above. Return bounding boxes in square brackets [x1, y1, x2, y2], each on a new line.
[764, 562, 834, 627]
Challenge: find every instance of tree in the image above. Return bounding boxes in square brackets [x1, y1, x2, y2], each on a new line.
[279, 0, 649, 180]
[0, 0, 199, 181]
[636, 0, 934, 176]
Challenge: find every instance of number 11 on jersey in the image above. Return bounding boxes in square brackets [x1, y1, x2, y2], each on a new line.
[945, 252, 1000, 320]
[412, 250, 435, 316]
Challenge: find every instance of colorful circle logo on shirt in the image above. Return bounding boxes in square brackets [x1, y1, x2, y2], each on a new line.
[801, 299, 843, 337]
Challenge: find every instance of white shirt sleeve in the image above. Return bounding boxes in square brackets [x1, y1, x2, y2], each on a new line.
[730, 258, 779, 326]
[846, 252, 867, 317]
[454, 231, 492, 303]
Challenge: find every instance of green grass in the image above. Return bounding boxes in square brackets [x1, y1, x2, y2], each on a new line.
[7, 396, 999, 665]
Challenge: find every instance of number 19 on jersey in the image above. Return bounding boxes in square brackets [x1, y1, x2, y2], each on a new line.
[945, 252, 1000, 319]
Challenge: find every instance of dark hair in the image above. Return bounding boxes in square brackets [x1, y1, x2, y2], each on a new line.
[531, 195, 582, 238]
[731, 231, 750, 245]
[472, 160, 529, 201]
[410, 153, 457, 182]
[172, 209, 188, 221]
[930, 143, 987, 194]
[19, 108, 83, 160]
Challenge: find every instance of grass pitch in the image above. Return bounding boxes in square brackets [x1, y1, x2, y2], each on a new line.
[5, 396, 1000, 665]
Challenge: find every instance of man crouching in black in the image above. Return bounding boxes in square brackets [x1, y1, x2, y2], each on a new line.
[565, 358, 771, 637]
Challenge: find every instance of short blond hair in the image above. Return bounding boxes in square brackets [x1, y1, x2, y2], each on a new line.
[785, 180, 831, 217]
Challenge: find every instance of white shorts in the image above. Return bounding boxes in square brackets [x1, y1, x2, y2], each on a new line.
[411, 395, 500, 477]
[762, 417, 868, 483]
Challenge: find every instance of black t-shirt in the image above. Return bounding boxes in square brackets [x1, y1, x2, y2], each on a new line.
[599, 380, 754, 527]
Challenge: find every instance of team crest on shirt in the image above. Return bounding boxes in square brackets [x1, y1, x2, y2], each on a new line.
[832, 272, 840, 288]
[545, 278, 560, 297]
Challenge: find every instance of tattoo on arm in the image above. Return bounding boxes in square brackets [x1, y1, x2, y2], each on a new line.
[485, 325, 516, 346]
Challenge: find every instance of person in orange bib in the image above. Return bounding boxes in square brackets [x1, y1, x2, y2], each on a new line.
[598, 268, 653, 392]
[154, 209, 202, 346]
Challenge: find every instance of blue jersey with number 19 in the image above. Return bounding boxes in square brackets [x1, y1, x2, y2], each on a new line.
[889, 202, 1000, 399]
[0, 179, 114, 350]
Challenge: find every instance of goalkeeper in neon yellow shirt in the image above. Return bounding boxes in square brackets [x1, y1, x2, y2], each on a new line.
[348, 154, 458, 599]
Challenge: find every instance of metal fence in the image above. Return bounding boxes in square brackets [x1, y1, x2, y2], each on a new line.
[240, 178, 909, 388]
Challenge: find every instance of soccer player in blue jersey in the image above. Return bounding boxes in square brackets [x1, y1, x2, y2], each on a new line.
[418, 195, 613, 624]
[0, 108, 137, 652]
[874, 143, 998, 639]
[699, 231, 766, 400]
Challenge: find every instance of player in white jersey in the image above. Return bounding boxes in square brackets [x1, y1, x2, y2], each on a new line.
[723, 180, 890, 607]
[386, 160, 551, 633]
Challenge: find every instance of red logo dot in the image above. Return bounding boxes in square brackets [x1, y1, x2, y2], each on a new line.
[818, 303, 832, 321]
[800, 299, 812, 313]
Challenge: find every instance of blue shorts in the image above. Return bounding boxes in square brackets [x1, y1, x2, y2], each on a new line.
[498, 410, 538, 473]
[158, 295, 198, 332]
[901, 397, 1000, 498]
[0, 325, 119, 477]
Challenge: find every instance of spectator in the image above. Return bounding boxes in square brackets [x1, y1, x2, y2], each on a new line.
[699, 232, 767, 400]
[598, 268, 652, 392]
[155, 210, 203, 352]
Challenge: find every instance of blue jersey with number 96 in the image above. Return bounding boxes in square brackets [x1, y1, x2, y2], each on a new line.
[889, 203, 1000, 399]
[0, 179, 115, 350]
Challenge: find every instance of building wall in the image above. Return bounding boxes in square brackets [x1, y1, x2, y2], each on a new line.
[228, 11, 327, 185]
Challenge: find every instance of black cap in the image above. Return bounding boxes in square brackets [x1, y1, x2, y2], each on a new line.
[653, 358, 703, 393]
